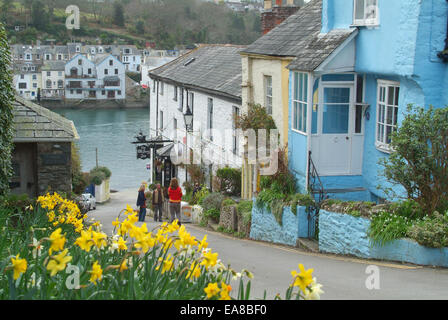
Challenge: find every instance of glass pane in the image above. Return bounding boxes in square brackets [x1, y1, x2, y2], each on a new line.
[312, 104, 318, 134]
[293, 102, 298, 130]
[303, 74, 308, 102]
[378, 124, 384, 143]
[394, 106, 398, 126]
[355, 105, 363, 133]
[356, 75, 364, 103]
[323, 104, 349, 134]
[299, 73, 303, 102]
[303, 102, 307, 132]
[386, 106, 393, 125]
[298, 103, 303, 131]
[394, 87, 400, 106]
[379, 86, 384, 103]
[388, 86, 395, 105]
[294, 73, 298, 100]
[324, 88, 350, 104]
[355, 0, 364, 20]
[365, 0, 377, 20]
[386, 126, 392, 144]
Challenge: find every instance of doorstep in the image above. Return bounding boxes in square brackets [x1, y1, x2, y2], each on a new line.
[296, 238, 319, 253]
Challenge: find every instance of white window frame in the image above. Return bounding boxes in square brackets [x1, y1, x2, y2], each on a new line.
[292, 72, 308, 135]
[264, 75, 273, 115]
[353, 0, 379, 26]
[375, 80, 400, 153]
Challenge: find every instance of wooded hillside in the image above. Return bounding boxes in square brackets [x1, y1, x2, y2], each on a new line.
[0, 0, 262, 48]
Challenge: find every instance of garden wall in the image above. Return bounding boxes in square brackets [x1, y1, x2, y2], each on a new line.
[319, 210, 448, 267]
[250, 202, 314, 246]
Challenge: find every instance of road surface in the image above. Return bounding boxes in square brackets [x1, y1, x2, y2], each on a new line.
[87, 189, 448, 300]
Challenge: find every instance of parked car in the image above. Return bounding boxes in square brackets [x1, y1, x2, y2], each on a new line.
[82, 193, 96, 211]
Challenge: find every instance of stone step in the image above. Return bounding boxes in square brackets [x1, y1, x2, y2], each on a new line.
[296, 238, 319, 253]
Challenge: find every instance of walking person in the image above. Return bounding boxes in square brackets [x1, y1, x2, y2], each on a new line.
[168, 178, 183, 226]
[152, 183, 164, 222]
[136, 184, 147, 222]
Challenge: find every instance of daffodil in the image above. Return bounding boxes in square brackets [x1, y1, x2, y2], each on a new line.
[186, 262, 201, 280]
[89, 261, 103, 285]
[219, 282, 232, 300]
[11, 254, 27, 280]
[156, 254, 174, 274]
[291, 264, 314, 293]
[47, 249, 72, 276]
[91, 230, 107, 249]
[204, 282, 220, 299]
[49, 228, 66, 254]
[197, 235, 208, 251]
[114, 237, 128, 251]
[303, 278, 324, 300]
[119, 259, 128, 272]
[200, 250, 218, 269]
[75, 230, 94, 252]
[32, 238, 44, 259]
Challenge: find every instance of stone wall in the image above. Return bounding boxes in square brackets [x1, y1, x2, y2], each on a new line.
[319, 210, 448, 267]
[250, 203, 299, 246]
[219, 205, 238, 231]
[36, 142, 72, 195]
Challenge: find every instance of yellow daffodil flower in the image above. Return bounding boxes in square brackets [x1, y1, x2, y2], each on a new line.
[186, 263, 201, 280]
[200, 251, 218, 269]
[49, 228, 66, 254]
[291, 264, 314, 293]
[204, 282, 220, 299]
[219, 282, 232, 300]
[11, 254, 27, 280]
[75, 230, 94, 252]
[47, 249, 72, 276]
[89, 261, 103, 285]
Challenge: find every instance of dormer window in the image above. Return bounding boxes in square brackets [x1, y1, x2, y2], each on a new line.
[353, 0, 378, 26]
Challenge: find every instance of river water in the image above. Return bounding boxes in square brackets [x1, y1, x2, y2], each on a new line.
[53, 108, 151, 191]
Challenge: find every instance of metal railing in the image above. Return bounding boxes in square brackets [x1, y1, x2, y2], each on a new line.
[307, 151, 327, 239]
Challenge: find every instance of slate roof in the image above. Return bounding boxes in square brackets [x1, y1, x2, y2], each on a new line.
[149, 44, 246, 99]
[41, 61, 66, 71]
[12, 96, 79, 142]
[241, 0, 356, 71]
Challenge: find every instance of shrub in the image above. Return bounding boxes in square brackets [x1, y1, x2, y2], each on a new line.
[205, 208, 221, 223]
[89, 166, 112, 185]
[222, 198, 236, 207]
[368, 210, 418, 246]
[290, 193, 315, 215]
[216, 167, 241, 196]
[407, 211, 448, 248]
[201, 192, 225, 213]
[379, 105, 448, 215]
[237, 200, 253, 227]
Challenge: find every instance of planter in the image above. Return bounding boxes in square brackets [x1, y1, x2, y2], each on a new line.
[94, 178, 110, 204]
[318, 210, 448, 267]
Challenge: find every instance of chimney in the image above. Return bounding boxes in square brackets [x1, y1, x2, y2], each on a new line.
[261, 0, 301, 35]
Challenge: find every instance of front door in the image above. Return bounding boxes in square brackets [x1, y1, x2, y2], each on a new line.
[317, 85, 353, 175]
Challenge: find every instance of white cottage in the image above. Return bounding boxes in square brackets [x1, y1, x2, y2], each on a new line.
[148, 44, 245, 189]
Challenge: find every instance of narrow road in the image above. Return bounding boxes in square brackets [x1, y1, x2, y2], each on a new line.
[88, 189, 448, 300]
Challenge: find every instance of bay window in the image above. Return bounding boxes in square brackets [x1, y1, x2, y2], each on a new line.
[292, 72, 308, 134]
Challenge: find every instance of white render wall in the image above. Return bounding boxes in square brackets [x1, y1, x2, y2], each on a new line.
[149, 79, 242, 187]
[42, 70, 65, 98]
[14, 73, 41, 100]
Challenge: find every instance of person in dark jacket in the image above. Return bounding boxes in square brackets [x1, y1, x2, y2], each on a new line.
[136, 184, 147, 222]
[152, 183, 164, 222]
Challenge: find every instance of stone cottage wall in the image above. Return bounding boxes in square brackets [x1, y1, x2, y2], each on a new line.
[36, 142, 72, 195]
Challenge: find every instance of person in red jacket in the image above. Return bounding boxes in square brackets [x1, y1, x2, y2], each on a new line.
[167, 178, 183, 226]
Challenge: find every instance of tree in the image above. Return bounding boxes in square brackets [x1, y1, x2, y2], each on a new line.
[113, 2, 125, 27]
[380, 105, 448, 215]
[1, 0, 15, 25]
[31, 0, 49, 30]
[0, 23, 15, 196]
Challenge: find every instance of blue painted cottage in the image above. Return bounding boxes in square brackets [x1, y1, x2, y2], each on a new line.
[287, 0, 448, 202]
